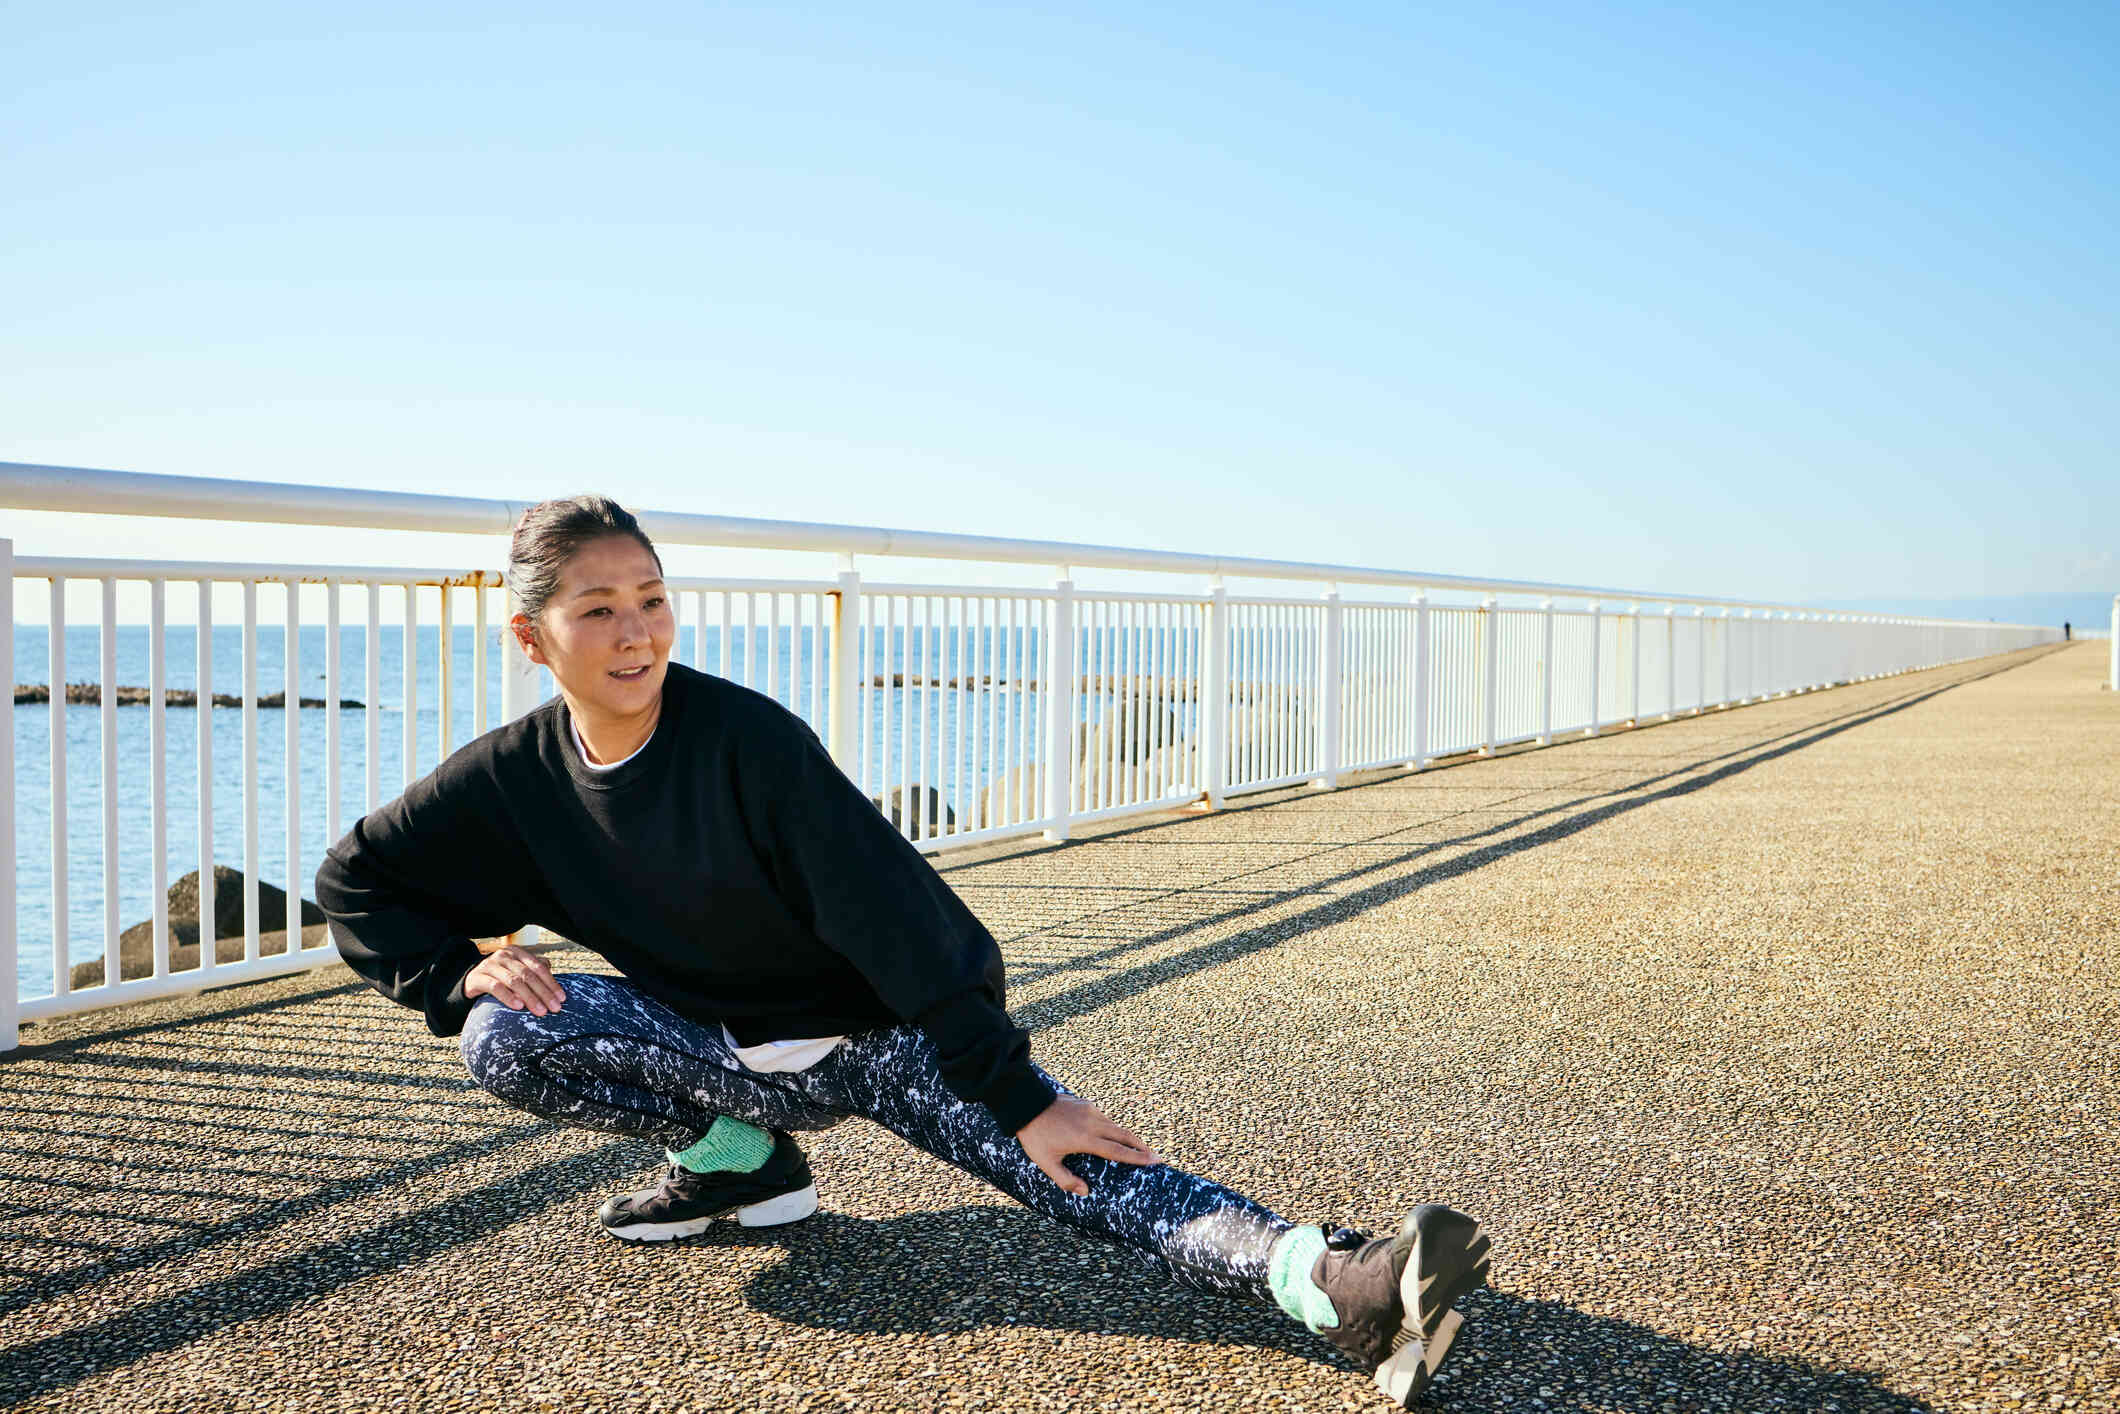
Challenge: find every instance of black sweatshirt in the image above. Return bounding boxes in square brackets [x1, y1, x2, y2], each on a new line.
[314, 663, 1056, 1133]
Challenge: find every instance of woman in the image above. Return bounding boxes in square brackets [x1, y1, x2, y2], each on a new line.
[316, 495, 1490, 1406]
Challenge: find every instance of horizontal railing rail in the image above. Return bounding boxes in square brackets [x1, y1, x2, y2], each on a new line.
[0, 464, 2072, 1048]
[0, 460, 2058, 615]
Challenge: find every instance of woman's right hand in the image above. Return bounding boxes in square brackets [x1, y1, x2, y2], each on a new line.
[463, 945, 567, 1016]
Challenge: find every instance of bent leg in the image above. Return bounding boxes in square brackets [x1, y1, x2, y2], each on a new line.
[797, 1026, 1291, 1304]
[459, 972, 847, 1146]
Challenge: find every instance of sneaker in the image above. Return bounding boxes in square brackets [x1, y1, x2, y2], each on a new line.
[1311, 1205, 1492, 1406]
[596, 1130, 819, 1241]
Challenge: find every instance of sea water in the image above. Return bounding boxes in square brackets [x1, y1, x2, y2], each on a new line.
[11, 623, 1085, 1001]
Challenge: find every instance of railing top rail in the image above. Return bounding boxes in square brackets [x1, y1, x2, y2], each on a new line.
[12, 555, 500, 585]
[0, 462, 2057, 629]
[664, 577, 835, 595]
[3, 554, 2047, 630]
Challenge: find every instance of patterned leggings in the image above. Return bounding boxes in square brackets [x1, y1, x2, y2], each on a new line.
[459, 973, 1292, 1304]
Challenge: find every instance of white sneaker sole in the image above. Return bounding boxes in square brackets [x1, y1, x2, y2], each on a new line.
[1374, 1308, 1463, 1406]
[601, 1182, 820, 1242]
[1373, 1212, 1490, 1406]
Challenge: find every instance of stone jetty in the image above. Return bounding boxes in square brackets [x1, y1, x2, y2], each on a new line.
[14, 683, 361, 707]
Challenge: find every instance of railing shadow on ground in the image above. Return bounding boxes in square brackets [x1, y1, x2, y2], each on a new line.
[0, 1080, 552, 1315]
[0, 649, 2046, 1406]
[988, 648, 2052, 1032]
[0, 1129, 647, 1406]
[0, 1170, 1937, 1413]
[736, 1207, 1935, 1414]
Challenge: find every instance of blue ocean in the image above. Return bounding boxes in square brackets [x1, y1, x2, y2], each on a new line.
[12, 623, 1066, 1001]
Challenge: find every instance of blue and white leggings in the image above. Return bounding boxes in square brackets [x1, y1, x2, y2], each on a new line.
[460, 973, 1292, 1304]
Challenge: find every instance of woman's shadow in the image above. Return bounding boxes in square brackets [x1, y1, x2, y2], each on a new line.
[721, 1206, 1933, 1412]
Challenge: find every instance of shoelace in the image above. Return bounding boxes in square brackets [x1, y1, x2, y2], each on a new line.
[649, 1164, 700, 1203]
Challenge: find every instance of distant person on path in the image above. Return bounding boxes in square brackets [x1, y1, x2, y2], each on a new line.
[2064, 621, 2071, 640]
[317, 495, 1491, 1407]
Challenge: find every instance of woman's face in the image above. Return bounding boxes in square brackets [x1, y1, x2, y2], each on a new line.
[515, 535, 675, 727]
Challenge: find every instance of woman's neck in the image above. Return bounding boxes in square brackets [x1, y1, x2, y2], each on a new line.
[570, 696, 662, 765]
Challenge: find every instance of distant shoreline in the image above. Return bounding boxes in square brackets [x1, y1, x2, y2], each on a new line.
[14, 683, 361, 708]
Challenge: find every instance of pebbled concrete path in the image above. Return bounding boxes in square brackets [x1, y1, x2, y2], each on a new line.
[3, 640, 2113, 1413]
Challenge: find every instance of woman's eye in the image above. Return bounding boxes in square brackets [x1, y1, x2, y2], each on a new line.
[644, 596, 666, 610]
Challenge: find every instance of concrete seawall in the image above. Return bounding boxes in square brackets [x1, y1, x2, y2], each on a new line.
[2, 640, 2111, 1412]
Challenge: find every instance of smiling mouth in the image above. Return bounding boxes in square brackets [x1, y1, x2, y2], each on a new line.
[610, 666, 651, 680]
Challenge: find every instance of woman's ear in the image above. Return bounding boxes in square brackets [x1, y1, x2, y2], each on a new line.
[509, 613, 548, 667]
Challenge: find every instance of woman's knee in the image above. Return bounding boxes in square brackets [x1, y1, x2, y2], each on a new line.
[458, 994, 569, 1100]
[457, 973, 657, 1101]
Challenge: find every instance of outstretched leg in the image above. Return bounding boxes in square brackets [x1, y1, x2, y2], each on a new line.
[784, 1024, 1491, 1405]
[787, 1024, 1293, 1305]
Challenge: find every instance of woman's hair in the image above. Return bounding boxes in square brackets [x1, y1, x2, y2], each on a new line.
[507, 495, 664, 626]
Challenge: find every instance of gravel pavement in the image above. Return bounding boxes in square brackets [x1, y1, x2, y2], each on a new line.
[4, 640, 2113, 1413]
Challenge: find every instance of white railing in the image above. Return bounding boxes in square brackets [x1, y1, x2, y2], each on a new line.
[0, 464, 2071, 1048]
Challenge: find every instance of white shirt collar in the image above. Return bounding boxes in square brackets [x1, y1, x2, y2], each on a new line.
[570, 714, 652, 772]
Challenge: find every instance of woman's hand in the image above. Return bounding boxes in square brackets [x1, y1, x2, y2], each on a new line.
[1015, 1095, 1165, 1197]
[463, 945, 567, 1016]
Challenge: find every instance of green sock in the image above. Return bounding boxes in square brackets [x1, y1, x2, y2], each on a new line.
[667, 1116, 774, 1174]
[1267, 1226, 1340, 1333]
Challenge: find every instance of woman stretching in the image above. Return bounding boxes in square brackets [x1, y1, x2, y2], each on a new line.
[315, 495, 1491, 1406]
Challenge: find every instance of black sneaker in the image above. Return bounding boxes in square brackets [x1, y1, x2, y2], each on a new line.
[1311, 1205, 1492, 1406]
[596, 1130, 819, 1242]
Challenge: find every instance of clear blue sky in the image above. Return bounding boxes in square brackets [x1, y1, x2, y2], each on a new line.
[5, 1, 2114, 609]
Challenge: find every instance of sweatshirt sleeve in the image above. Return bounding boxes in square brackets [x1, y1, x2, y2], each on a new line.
[315, 760, 527, 1038]
[739, 708, 1056, 1133]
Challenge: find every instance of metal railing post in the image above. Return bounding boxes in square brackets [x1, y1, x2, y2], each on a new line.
[1317, 588, 1342, 789]
[242, 580, 259, 965]
[1411, 591, 1431, 767]
[1694, 607, 1707, 713]
[1586, 601, 1602, 737]
[1537, 598, 1554, 744]
[284, 582, 301, 939]
[828, 565, 860, 772]
[1728, 609, 1741, 702]
[1479, 594, 1499, 756]
[1737, 609, 1752, 701]
[1043, 574, 1075, 841]
[1203, 580, 1229, 805]
[0, 539, 14, 1052]
[1663, 605, 1676, 719]
[1628, 602, 1643, 726]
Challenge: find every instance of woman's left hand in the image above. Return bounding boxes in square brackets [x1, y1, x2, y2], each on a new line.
[1016, 1095, 1165, 1197]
